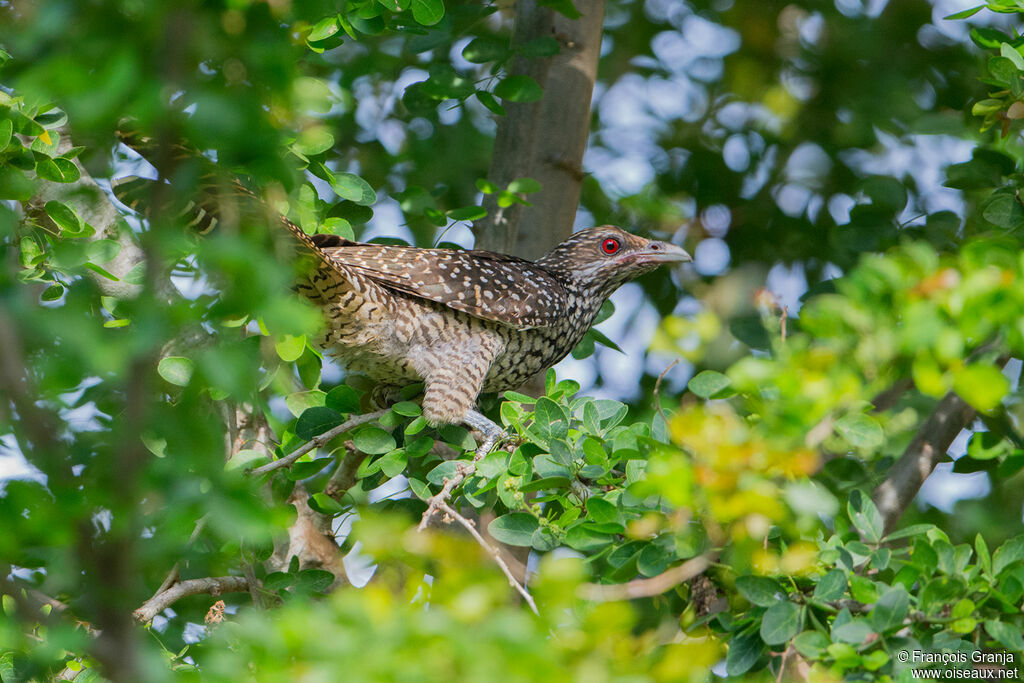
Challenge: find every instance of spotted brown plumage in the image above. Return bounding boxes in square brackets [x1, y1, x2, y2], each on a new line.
[111, 130, 691, 455]
[289, 224, 690, 451]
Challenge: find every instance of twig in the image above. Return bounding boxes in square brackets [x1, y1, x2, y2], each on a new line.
[324, 441, 367, 501]
[576, 553, 715, 602]
[418, 461, 476, 530]
[150, 515, 208, 599]
[248, 410, 387, 477]
[435, 500, 539, 615]
[133, 576, 251, 624]
[870, 390, 976, 536]
[653, 359, 680, 424]
[780, 306, 788, 342]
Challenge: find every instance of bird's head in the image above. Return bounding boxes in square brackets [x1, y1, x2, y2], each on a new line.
[537, 226, 691, 300]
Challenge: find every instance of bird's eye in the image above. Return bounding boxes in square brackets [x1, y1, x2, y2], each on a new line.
[601, 238, 620, 255]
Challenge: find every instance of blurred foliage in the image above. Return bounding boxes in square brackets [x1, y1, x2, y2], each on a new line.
[3, 0, 1024, 681]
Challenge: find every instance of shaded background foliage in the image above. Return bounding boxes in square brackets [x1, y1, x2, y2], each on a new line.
[2, 0, 1024, 680]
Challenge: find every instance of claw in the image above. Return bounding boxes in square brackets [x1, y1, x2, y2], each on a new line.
[463, 409, 506, 460]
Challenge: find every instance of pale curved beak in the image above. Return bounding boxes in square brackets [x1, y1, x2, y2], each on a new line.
[635, 240, 692, 265]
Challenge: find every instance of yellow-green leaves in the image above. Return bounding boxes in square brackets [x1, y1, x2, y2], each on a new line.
[953, 364, 1009, 413]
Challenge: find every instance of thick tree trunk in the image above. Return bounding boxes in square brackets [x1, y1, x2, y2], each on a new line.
[474, 0, 605, 259]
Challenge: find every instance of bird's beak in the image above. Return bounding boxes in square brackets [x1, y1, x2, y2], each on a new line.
[633, 240, 692, 265]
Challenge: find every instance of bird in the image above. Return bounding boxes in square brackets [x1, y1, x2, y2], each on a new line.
[111, 130, 692, 456]
[294, 226, 691, 455]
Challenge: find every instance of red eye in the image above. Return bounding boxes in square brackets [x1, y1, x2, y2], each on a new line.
[601, 238, 620, 255]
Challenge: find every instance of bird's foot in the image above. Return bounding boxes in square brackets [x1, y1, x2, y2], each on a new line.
[462, 409, 506, 461]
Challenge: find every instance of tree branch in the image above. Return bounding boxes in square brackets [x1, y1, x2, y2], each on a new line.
[133, 576, 251, 624]
[28, 127, 149, 299]
[576, 553, 715, 602]
[324, 441, 367, 501]
[871, 390, 976, 535]
[474, 0, 605, 257]
[247, 410, 387, 477]
[435, 500, 539, 615]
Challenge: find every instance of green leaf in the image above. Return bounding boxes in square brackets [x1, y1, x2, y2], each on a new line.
[295, 406, 343, 440]
[869, 585, 909, 633]
[377, 449, 408, 478]
[835, 413, 884, 451]
[585, 497, 618, 524]
[981, 190, 1024, 229]
[44, 200, 81, 235]
[735, 575, 784, 607]
[294, 126, 335, 155]
[40, 283, 64, 301]
[35, 157, 80, 183]
[985, 619, 1024, 650]
[531, 527, 558, 551]
[494, 75, 543, 102]
[487, 513, 539, 546]
[331, 173, 376, 206]
[410, 0, 444, 25]
[391, 401, 421, 417]
[883, 523, 935, 541]
[793, 631, 829, 659]
[275, 334, 306, 362]
[954, 364, 1009, 413]
[462, 37, 509, 63]
[320, 217, 354, 239]
[475, 91, 505, 116]
[976, 533, 992, 576]
[532, 397, 567, 442]
[687, 370, 732, 399]
[565, 524, 614, 551]
[426, 460, 461, 485]
[307, 15, 340, 41]
[353, 426, 396, 455]
[588, 327, 623, 353]
[86, 239, 122, 263]
[813, 569, 847, 602]
[760, 601, 800, 645]
[861, 176, 906, 211]
[158, 356, 194, 386]
[295, 568, 335, 593]
[992, 535, 1024, 575]
[0, 117, 12, 150]
[325, 385, 361, 413]
[725, 628, 764, 676]
[518, 476, 571, 492]
[507, 177, 541, 195]
[447, 205, 487, 221]
[989, 56, 1019, 84]
[920, 576, 967, 614]
[409, 477, 431, 500]
[405, 416, 428, 435]
[831, 618, 874, 645]
[1001, 43, 1024, 70]
[263, 572, 292, 590]
[849, 575, 879, 604]
[286, 391, 326, 417]
[943, 5, 983, 19]
[0, 167, 34, 200]
[289, 458, 333, 480]
[848, 490, 884, 543]
[226, 448, 268, 471]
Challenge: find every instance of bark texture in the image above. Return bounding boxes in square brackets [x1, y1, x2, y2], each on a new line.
[474, 0, 605, 258]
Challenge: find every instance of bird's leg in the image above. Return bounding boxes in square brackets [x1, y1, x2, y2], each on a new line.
[462, 408, 506, 460]
[419, 334, 506, 459]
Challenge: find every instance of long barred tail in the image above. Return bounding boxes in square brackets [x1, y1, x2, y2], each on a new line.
[112, 123, 335, 263]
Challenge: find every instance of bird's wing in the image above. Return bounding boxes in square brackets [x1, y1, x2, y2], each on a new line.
[312, 236, 566, 329]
